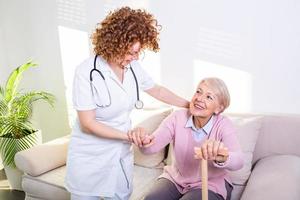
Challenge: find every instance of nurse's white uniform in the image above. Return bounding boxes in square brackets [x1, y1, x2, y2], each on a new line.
[65, 55, 154, 199]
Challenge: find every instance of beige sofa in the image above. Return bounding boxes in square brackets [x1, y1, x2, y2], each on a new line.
[15, 108, 300, 200]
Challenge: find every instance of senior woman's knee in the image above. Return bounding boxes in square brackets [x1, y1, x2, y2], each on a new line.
[143, 193, 159, 200]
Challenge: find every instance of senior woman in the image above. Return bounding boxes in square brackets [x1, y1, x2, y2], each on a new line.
[129, 77, 244, 200]
[65, 7, 189, 200]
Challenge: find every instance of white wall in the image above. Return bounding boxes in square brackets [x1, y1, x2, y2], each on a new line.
[0, 0, 70, 142]
[1, 0, 299, 141]
[0, 6, 7, 84]
[153, 0, 300, 114]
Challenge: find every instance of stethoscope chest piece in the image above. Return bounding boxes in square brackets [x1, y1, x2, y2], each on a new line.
[135, 100, 144, 109]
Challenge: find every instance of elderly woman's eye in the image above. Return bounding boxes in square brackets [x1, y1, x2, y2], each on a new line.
[196, 89, 202, 94]
[207, 95, 213, 100]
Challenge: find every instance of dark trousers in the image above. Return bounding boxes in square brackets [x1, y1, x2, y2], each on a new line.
[144, 178, 233, 200]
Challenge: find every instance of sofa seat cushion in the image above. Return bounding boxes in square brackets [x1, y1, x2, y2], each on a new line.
[241, 155, 300, 200]
[131, 165, 163, 200]
[22, 166, 69, 200]
[231, 185, 246, 200]
[21, 164, 162, 200]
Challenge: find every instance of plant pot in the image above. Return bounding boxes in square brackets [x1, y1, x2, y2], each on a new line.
[4, 165, 23, 191]
[0, 157, 3, 170]
[2, 130, 42, 191]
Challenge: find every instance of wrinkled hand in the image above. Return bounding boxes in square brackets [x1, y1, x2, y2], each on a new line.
[194, 139, 228, 162]
[141, 134, 155, 147]
[127, 127, 154, 147]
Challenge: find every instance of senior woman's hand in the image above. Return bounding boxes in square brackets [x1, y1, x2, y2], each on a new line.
[127, 127, 154, 147]
[194, 139, 229, 163]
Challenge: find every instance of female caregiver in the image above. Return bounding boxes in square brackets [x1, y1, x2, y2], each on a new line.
[65, 6, 189, 200]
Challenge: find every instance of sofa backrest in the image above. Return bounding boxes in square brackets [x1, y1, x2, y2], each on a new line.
[252, 114, 300, 164]
[224, 113, 300, 163]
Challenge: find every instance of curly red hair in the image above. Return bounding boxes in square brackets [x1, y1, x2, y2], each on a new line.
[91, 7, 161, 63]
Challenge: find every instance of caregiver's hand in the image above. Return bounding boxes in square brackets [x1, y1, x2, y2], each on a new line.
[127, 127, 154, 147]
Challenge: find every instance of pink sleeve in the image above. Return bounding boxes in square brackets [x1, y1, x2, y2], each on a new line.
[213, 118, 244, 170]
[140, 112, 176, 154]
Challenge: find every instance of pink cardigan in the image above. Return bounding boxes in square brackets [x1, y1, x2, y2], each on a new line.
[141, 109, 244, 199]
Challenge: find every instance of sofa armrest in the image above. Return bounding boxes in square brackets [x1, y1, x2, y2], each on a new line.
[14, 135, 70, 177]
[241, 155, 300, 200]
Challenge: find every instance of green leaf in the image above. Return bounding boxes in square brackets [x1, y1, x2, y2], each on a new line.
[0, 86, 4, 99]
[0, 99, 8, 116]
[5, 61, 37, 102]
[11, 91, 55, 121]
[0, 61, 55, 167]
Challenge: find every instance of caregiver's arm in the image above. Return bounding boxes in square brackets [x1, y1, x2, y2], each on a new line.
[78, 110, 129, 141]
[146, 84, 189, 108]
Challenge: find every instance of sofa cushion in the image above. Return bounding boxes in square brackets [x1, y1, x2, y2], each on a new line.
[227, 116, 262, 186]
[241, 155, 300, 200]
[131, 108, 173, 168]
[253, 115, 300, 164]
[131, 165, 163, 200]
[15, 135, 70, 177]
[22, 166, 69, 200]
[21, 164, 162, 200]
[231, 185, 245, 200]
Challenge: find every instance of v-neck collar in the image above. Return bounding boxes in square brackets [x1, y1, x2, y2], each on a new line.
[96, 56, 131, 92]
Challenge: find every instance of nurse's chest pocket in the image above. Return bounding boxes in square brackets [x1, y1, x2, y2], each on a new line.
[90, 76, 111, 107]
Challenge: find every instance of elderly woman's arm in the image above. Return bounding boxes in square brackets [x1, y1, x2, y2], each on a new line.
[145, 84, 189, 108]
[212, 119, 244, 170]
[136, 112, 177, 154]
[194, 118, 244, 171]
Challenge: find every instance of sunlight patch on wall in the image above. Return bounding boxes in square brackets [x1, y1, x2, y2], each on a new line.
[193, 60, 252, 113]
[196, 27, 242, 60]
[58, 26, 89, 126]
[140, 50, 161, 84]
[139, 50, 164, 109]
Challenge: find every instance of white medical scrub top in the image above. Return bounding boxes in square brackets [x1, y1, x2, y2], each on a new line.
[65, 55, 154, 198]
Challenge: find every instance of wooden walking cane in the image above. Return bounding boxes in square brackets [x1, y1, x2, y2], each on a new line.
[201, 159, 208, 200]
[201, 149, 228, 200]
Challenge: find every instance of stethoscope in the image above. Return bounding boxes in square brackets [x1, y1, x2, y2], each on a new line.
[89, 55, 144, 109]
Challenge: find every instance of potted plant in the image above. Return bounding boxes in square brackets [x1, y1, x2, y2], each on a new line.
[0, 61, 55, 190]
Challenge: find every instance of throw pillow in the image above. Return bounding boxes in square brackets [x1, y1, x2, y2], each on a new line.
[227, 115, 262, 186]
[131, 107, 173, 168]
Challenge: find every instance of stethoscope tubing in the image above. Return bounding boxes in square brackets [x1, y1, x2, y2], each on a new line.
[90, 55, 143, 109]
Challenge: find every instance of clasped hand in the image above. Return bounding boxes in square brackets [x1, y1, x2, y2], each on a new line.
[127, 127, 154, 147]
[194, 139, 229, 163]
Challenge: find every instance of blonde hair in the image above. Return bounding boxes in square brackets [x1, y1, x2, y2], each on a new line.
[200, 77, 230, 113]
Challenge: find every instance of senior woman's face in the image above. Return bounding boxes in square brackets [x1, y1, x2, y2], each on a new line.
[120, 42, 141, 67]
[189, 82, 222, 118]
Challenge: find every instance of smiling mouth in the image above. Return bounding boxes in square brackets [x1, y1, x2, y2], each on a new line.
[194, 103, 205, 110]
